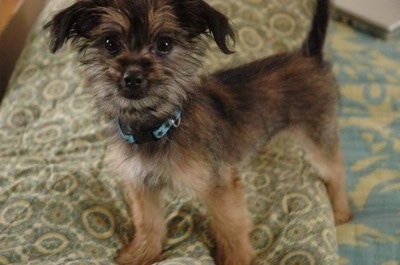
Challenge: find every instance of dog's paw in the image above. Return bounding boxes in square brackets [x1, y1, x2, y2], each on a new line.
[334, 209, 353, 225]
[215, 242, 256, 265]
[331, 194, 353, 225]
[115, 239, 162, 265]
[216, 250, 256, 265]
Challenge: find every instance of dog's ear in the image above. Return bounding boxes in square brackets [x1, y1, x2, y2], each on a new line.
[44, 1, 106, 53]
[174, 0, 236, 54]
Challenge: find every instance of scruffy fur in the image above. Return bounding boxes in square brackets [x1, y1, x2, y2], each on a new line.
[45, 0, 352, 264]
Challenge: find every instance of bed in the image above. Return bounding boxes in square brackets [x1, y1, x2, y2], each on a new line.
[0, 0, 399, 264]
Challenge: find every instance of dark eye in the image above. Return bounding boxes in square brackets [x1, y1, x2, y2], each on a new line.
[104, 36, 120, 54]
[156, 37, 173, 54]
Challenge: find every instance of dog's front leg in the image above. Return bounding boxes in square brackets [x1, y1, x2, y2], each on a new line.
[201, 166, 256, 265]
[116, 181, 165, 265]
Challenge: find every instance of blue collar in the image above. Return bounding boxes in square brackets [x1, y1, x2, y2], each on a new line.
[117, 110, 182, 144]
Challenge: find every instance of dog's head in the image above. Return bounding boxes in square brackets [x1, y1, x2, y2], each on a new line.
[44, 0, 235, 126]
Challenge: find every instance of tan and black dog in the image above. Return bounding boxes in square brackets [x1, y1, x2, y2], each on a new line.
[45, 0, 352, 264]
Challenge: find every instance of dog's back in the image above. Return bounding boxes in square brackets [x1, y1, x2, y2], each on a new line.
[206, 0, 335, 157]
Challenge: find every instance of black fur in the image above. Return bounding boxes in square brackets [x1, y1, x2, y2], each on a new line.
[301, 0, 330, 59]
[44, 0, 235, 55]
[173, 0, 235, 54]
[44, 0, 110, 53]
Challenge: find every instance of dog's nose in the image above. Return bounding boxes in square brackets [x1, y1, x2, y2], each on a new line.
[123, 71, 145, 89]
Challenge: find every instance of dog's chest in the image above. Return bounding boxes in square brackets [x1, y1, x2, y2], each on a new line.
[123, 154, 173, 188]
[110, 146, 208, 192]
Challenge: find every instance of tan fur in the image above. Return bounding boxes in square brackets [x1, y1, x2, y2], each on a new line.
[295, 129, 352, 224]
[200, 168, 256, 265]
[45, 0, 352, 264]
[116, 181, 165, 265]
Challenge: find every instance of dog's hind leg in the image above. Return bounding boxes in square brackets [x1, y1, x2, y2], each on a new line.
[295, 121, 353, 225]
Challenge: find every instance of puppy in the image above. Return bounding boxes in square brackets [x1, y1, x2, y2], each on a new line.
[45, 0, 352, 264]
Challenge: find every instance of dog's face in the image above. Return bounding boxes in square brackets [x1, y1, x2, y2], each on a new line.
[45, 0, 234, 126]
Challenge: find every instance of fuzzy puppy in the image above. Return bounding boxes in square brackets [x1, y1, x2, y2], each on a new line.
[45, 0, 352, 264]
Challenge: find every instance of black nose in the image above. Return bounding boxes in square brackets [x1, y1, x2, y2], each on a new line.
[123, 71, 145, 89]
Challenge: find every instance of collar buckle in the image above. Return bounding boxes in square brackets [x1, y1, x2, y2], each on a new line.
[117, 110, 182, 144]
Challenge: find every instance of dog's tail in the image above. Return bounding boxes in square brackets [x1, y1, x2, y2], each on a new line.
[301, 0, 330, 59]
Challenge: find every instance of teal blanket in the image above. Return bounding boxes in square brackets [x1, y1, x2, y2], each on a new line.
[331, 23, 400, 265]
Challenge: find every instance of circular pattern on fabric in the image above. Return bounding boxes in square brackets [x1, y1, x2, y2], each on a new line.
[251, 174, 271, 189]
[43, 80, 72, 101]
[17, 65, 40, 84]
[279, 250, 316, 265]
[82, 206, 116, 239]
[6, 105, 40, 129]
[15, 157, 46, 172]
[0, 200, 32, 227]
[238, 27, 264, 52]
[65, 139, 97, 158]
[46, 171, 79, 195]
[285, 224, 308, 242]
[14, 87, 34, 102]
[89, 181, 110, 198]
[241, 8, 263, 24]
[43, 202, 73, 225]
[322, 228, 336, 251]
[33, 123, 63, 144]
[166, 211, 194, 245]
[81, 244, 104, 259]
[68, 93, 92, 113]
[269, 13, 296, 36]
[281, 193, 312, 216]
[270, 41, 291, 54]
[34, 232, 70, 255]
[247, 195, 269, 216]
[250, 225, 274, 252]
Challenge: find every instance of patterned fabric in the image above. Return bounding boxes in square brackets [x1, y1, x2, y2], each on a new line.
[0, 0, 398, 265]
[330, 24, 400, 265]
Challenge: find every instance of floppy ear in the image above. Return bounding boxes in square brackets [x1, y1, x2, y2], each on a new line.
[174, 0, 236, 54]
[43, 1, 105, 53]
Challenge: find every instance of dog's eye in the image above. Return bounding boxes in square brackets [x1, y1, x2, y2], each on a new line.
[104, 36, 120, 54]
[156, 37, 173, 54]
